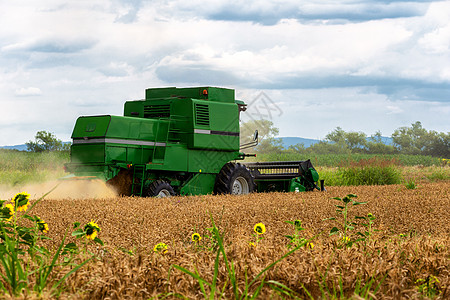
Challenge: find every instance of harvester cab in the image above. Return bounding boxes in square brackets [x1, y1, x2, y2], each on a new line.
[65, 87, 322, 197]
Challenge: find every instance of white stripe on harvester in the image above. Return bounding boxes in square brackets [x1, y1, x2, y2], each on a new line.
[73, 138, 166, 147]
[194, 129, 211, 134]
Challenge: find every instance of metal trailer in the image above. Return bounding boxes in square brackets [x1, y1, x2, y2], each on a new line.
[64, 87, 322, 197]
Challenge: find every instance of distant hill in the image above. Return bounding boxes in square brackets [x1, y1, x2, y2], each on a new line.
[277, 137, 320, 148]
[0, 144, 28, 151]
[372, 136, 393, 145]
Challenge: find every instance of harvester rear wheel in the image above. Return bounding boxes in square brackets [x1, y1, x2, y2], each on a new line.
[214, 162, 255, 195]
[147, 180, 175, 197]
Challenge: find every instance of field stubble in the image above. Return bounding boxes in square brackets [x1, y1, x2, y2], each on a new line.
[24, 181, 450, 299]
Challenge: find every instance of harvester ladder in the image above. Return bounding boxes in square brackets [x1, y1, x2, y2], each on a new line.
[131, 164, 146, 196]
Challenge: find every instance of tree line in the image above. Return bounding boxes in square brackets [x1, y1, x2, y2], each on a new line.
[241, 120, 450, 157]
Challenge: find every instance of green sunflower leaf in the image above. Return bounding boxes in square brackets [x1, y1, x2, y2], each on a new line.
[94, 237, 104, 246]
[71, 229, 85, 237]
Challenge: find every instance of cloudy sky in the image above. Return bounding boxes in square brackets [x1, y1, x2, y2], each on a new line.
[1, 0, 449, 146]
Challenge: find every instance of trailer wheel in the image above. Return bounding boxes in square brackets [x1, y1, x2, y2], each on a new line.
[215, 163, 255, 195]
[147, 180, 175, 198]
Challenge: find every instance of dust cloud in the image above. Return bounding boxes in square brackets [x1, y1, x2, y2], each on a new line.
[0, 179, 118, 200]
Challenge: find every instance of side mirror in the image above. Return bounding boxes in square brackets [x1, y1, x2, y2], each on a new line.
[253, 130, 258, 141]
[239, 129, 259, 150]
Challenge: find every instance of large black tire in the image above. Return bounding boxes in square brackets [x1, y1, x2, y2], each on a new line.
[214, 163, 255, 195]
[147, 180, 175, 197]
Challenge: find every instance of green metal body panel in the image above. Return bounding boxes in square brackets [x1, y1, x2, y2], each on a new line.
[179, 173, 217, 195]
[144, 86, 235, 103]
[70, 115, 165, 165]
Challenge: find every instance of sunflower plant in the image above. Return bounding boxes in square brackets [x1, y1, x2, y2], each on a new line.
[190, 232, 203, 251]
[251, 222, 266, 246]
[71, 220, 104, 253]
[0, 192, 51, 295]
[203, 225, 220, 252]
[285, 220, 314, 249]
[355, 212, 378, 244]
[0, 190, 103, 297]
[323, 193, 367, 248]
[153, 242, 168, 254]
[192, 232, 202, 243]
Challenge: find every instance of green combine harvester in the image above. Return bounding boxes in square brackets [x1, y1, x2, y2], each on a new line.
[64, 87, 322, 197]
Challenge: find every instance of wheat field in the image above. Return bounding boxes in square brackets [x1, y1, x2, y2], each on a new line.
[13, 181, 446, 299]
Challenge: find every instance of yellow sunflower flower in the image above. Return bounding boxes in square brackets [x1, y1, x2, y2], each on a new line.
[153, 242, 168, 253]
[254, 223, 266, 235]
[13, 192, 30, 212]
[37, 218, 49, 234]
[1, 203, 15, 221]
[84, 220, 100, 240]
[192, 233, 201, 243]
[87, 230, 98, 240]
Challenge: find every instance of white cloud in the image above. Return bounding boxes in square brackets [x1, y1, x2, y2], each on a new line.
[14, 87, 42, 97]
[386, 105, 403, 114]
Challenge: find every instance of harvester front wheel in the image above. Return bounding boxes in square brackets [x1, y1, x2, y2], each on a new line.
[215, 163, 255, 195]
[147, 180, 175, 198]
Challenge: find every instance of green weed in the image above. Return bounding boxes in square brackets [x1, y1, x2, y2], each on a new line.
[405, 179, 417, 189]
[337, 158, 402, 186]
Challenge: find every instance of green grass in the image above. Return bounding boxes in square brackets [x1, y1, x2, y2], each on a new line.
[317, 166, 401, 186]
[0, 149, 69, 186]
[426, 166, 450, 181]
[319, 165, 449, 186]
[336, 164, 401, 186]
